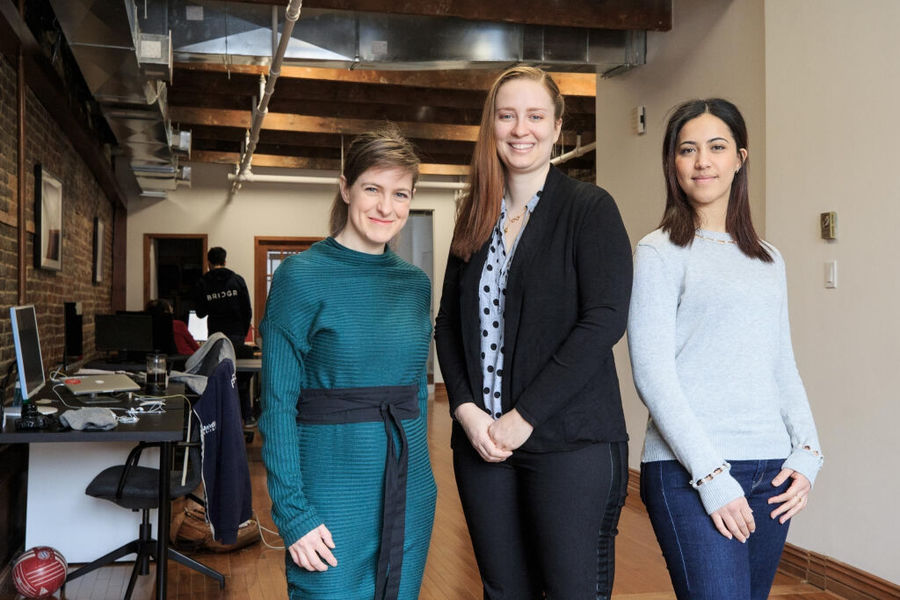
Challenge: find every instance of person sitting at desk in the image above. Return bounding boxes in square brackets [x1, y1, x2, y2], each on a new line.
[146, 299, 199, 356]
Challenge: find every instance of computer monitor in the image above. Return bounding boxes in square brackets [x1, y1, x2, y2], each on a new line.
[119, 310, 177, 355]
[187, 310, 208, 342]
[10, 305, 46, 400]
[95, 313, 154, 356]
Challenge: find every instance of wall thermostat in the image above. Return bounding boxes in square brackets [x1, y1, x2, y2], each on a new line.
[820, 211, 837, 240]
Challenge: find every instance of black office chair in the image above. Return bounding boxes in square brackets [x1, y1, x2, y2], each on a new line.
[66, 386, 226, 598]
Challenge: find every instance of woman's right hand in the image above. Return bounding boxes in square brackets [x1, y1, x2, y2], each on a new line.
[455, 403, 513, 463]
[288, 524, 338, 572]
[710, 496, 755, 542]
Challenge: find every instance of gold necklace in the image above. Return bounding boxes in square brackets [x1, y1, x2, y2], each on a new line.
[503, 206, 528, 234]
[694, 230, 736, 245]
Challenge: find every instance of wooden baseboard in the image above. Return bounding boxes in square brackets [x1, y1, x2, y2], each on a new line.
[779, 543, 900, 599]
[626, 468, 899, 599]
[433, 382, 446, 397]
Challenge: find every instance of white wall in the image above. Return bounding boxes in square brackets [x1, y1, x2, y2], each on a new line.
[122, 0, 900, 582]
[595, 0, 766, 477]
[125, 163, 459, 357]
[765, 0, 900, 583]
[597, 0, 898, 584]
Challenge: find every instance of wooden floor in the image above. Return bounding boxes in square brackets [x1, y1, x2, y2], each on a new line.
[2, 390, 841, 600]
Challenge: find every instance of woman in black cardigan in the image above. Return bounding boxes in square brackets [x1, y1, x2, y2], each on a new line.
[434, 65, 633, 600]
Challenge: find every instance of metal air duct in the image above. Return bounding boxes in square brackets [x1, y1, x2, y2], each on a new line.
[168, 2, 645, 75]
[49, 0, 187, 198]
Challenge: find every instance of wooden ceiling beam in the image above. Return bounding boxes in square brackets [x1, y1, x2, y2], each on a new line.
[174, 63, 597, 97]
[172, 69, 595, 118]
[193, 151, 340, 171]
[171, 106, 586, 145]
[171, 71, 488, 110]
[188, 125, 478, 155]
[171, 95, 485, 126]
[228, 0, 672, 31]
[170, 96, 595, 131]
[191, 150, 469, 176]
[172, 106, 478, 141]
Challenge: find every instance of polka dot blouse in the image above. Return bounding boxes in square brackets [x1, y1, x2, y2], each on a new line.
[478, 190, 542, 419]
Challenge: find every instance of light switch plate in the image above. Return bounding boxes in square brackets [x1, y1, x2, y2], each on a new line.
[825, 260, 837, 288]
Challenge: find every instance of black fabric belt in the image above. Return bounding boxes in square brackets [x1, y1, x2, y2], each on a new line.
[297, 384, 419, 600]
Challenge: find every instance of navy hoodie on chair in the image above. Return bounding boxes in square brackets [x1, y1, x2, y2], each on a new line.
[192, 358, 252, 544]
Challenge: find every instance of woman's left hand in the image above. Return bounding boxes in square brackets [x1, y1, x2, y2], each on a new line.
[768, 469, 811, 524]
[488, 409, 534, 452]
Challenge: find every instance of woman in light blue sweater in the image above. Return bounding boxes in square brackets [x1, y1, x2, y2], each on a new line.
[628, 99, 823, 600]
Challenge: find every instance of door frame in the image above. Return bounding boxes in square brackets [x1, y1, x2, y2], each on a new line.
[253, 236, 321, 333]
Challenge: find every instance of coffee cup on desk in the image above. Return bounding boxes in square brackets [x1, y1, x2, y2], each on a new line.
[145, 352, 167, 394]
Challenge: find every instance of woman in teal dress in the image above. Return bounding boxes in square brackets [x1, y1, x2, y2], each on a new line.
[259, 128, 437, 600]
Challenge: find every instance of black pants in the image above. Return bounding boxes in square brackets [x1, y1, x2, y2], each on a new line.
[453, 439, 628, 600]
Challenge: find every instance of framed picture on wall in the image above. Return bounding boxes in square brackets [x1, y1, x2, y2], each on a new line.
[34, 164, 63, 271]
[92, 217, 104, 283]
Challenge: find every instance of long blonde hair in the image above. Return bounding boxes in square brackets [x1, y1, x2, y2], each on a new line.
[450, 66, 565, 261]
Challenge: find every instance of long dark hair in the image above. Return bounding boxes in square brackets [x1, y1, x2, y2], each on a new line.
[329, 126, 420, 237]
[660, 98, 772, 262]
[450, 65, 565, 261]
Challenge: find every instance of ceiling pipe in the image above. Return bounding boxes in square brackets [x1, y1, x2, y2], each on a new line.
[551, 135, 597, 165]
[227, 135, 595, 191]
[226, 134, 594, 192]
[228, 0, 303, 201]
[227, 172, 468, 190]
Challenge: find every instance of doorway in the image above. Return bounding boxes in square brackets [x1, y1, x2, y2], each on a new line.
[143, 234, 207, 320]
[393, 210, 435, 381]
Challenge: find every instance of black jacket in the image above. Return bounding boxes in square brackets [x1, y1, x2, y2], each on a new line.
[195, 267, 252, 342]
[434, 166, 633, 452]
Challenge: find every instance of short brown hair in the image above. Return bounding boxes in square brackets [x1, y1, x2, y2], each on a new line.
[450, 65, 564, 261]
[329, 126, 420, 237]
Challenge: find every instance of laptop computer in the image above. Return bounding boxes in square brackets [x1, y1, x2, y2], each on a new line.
[64, 374, 141, 399]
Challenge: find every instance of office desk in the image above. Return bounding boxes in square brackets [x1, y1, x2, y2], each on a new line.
[235, 358, 261, 372]
[0, 393, 186, 600]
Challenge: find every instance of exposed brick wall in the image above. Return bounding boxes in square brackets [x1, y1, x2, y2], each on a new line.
[0, 56, 116, 395]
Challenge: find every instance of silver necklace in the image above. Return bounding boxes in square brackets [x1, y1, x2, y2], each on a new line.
[694, 230, 735, 245]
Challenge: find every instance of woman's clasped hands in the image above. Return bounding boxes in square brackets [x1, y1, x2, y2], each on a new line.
[455, 404, 534, 462]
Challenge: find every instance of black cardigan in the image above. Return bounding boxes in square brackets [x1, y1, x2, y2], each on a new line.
[434, 166, 633, 452]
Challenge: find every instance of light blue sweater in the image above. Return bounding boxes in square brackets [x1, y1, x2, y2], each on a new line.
[628, 228, 823, 514]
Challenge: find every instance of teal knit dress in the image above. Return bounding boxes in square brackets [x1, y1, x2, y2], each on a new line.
[259, 237, 436, 600]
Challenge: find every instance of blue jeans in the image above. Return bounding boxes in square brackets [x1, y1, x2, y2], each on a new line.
[640, 459, 791, 600]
